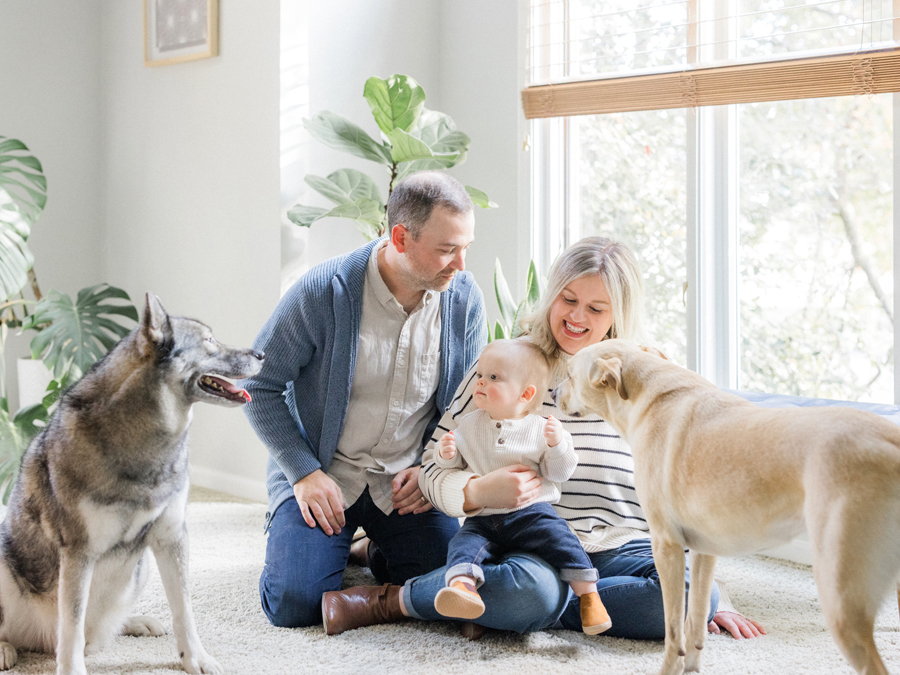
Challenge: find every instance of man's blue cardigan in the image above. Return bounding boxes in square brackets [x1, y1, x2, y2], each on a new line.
[242, 238, 487, 524]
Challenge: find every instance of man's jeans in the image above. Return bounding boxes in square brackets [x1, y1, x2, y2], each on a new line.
[259, 487, 459, 627]
[406, 538, 719, 639]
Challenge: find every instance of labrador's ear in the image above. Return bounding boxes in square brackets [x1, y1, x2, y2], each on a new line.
[639, 345, 668, 361]
[590, 357, 628, 401]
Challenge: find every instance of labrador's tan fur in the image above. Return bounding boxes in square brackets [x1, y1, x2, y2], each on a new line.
[553, 339, 900, 675]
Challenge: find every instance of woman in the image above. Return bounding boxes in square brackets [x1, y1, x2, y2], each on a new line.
[322, 236, 766, 640]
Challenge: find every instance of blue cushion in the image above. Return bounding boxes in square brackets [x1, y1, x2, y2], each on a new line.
[728, 389, 900, 427]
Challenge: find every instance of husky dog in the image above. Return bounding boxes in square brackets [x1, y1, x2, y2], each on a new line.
[0, 293, 264, 675]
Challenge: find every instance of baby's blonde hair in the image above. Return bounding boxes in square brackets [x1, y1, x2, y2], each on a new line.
[482, 339, 550, 414]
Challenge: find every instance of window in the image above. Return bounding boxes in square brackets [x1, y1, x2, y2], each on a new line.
[526, 0, 899, 403]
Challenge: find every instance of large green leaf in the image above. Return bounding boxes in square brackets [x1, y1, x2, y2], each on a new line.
[413, 109, 471, 155]
[25, 284, 139, 380]
[465, 186, 498, 209]
[286, 204, 329, 228]
[303, 111, 392, 165]
[387, 129, 441, 164]
[363, 75, 426, 136]
[0, 137, 43, 305]
[287, 198, 386, 241]
[494, 259, 517, 327]
[304, 169, 383, 207]
[0, 190, 33, 304]
[396, 109, 471, 180]
[0, 137, 47, 226]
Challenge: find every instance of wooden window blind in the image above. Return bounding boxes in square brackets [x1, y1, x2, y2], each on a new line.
[523, 0, 900, 118]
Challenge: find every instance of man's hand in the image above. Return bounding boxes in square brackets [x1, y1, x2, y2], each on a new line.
[463, 464, 542, 511]
[293, 469, 346, 536]
[544, 415, 563, 447]
[392, 466, 432, 515]
[438, 431, 457, 460]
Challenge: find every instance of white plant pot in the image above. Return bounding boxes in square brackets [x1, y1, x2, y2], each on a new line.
[17, 358, 54, 409]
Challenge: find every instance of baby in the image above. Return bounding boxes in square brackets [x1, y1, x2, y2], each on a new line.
[433, 339, 611, 634]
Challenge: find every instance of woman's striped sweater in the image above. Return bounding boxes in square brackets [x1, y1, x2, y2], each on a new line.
[420, 351, 650, 553]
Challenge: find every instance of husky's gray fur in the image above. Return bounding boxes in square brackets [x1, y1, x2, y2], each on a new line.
[0, 293, 263, 675]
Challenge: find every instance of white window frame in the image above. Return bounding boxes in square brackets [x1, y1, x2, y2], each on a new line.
[526, 1, 900, 401]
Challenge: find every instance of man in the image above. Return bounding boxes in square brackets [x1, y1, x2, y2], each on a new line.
[243, 171, 487, 628]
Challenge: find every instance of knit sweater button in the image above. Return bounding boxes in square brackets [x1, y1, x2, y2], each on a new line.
[498, 438, 505, 445]
[496, 422, 501, 428]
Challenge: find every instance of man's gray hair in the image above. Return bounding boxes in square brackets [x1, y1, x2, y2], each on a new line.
[387, 171, 473, 240]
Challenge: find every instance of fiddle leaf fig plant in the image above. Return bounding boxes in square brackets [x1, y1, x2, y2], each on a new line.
[288, 74, 497, 241]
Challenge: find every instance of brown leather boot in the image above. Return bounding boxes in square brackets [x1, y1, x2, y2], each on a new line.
[321, 584, 404, 635]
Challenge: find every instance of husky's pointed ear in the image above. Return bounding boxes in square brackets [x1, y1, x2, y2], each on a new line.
[589, 357, 628, 401]
[142, 292, 172, 349]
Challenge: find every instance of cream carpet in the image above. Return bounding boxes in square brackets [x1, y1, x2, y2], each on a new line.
[4, 501, 900, 675]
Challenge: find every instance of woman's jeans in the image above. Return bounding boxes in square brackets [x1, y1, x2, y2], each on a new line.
[405, 538, 720, 640]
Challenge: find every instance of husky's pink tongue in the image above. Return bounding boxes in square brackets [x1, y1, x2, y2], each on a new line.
[203, 375, 251, 402]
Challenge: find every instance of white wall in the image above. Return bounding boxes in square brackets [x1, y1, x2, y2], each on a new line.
[101, 0, 281, 500]
[298, 0, 443, 268]
[293, 0, 525, 323]
[0, 0, 527, 502]
[438, 0, 526, 322]
[0, 0, 105, 407]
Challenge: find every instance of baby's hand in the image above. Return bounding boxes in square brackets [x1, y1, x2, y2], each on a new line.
[438, 431, 457, 460]
[544, 415, 563, 447]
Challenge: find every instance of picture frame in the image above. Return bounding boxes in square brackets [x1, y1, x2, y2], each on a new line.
[144, 0, 219, 67]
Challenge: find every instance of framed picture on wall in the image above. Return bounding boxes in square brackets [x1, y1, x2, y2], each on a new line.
[144, 0, 219, 67]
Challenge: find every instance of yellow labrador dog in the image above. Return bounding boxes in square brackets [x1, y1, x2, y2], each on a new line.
[553, 339, 900, 675]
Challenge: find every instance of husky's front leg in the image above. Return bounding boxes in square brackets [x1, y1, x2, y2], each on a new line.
[152, 527, 222, 675]
[652, 536, 688, 675]
[57, 551, 94, 675]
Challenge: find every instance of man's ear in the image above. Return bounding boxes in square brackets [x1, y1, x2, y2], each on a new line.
[142, 292, 172, 350]
[391, 224, 409, 253]
[589, 357, 628, 401]
[520, 384, 537, 403]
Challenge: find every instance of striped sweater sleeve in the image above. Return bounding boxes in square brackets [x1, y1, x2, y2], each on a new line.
[419, 364, 482, 517]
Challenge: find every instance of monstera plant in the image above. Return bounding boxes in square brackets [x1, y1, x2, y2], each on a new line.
[0, 135, 138, 502]
[287, 74, 496, 241]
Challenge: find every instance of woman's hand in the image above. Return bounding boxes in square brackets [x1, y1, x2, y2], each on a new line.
[463, 464, 542, 511]
[708, 611, 767, 639]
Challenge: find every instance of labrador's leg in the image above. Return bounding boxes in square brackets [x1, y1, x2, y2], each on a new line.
[56, 551, 94, 675]
[808, 493, 895, 675]
[684, 552, 717, 673]
[653, 536, 688, 675]
[152, 528, 222, 675]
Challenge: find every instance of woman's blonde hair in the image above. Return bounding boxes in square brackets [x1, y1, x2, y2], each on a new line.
[522, 236, 645, 357]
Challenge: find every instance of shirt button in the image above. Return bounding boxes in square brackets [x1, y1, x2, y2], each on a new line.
[496, 422, 501, 428]
[392, 401, 400, 408]
[398, 358, 405, 365]
[498, 438, 505, 445]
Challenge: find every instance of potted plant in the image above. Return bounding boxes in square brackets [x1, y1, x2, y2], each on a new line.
[0, 135, 138, 502]
[287, 74, 496, 240]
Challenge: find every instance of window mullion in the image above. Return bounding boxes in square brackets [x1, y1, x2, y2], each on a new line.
[894, 91, 900, 404]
